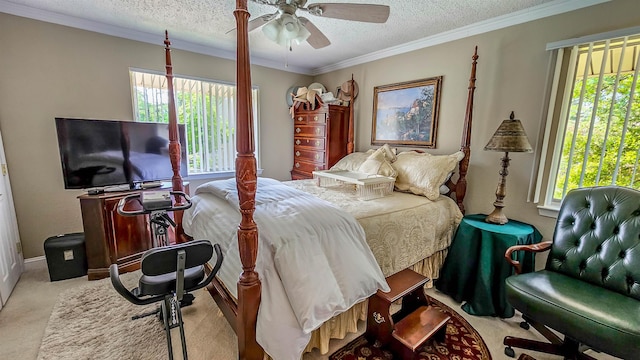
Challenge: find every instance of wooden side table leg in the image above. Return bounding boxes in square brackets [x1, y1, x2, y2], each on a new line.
[366, 295, 393, 345]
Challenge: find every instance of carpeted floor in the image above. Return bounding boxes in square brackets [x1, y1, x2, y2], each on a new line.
[3, 261, 619, 360]
[328, 296, 491, 360]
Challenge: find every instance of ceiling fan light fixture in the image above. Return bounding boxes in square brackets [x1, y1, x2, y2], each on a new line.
[262, 14, 310, 48]
[262, 18, 282, 43]
[250, 1, 391, 52]
[290, 21, 311, 45]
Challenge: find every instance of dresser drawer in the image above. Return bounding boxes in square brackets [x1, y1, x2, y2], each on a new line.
[292, 160, 325, 173]
[294, 137, 325, 150]
[294, 113, 327, 124]
[294, 148, 325, 163]
[294, 115, 308, 124]
[294, 125, 326, 137]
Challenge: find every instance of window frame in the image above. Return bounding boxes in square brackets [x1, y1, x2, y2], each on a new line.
[534, 27, 640, 218]
[129, 68, 261, 180]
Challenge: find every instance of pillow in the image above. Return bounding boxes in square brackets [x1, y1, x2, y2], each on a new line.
[358, 147, 397, 178]
[392, 151, 464, 200]
[330, 151, 373, 172]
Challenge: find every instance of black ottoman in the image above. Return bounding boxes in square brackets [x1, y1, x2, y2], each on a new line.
[44, 233, 87, 281]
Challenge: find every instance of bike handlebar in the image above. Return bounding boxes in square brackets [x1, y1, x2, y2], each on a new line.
[117, 191, 192, 217]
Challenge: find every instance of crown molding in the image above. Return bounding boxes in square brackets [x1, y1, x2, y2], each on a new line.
[1, 0, 609, 76]
[0, 0, 312, 75]
[311, 0, 610, 75]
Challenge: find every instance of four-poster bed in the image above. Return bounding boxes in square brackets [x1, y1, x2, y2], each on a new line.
[163, 2, 479, 359]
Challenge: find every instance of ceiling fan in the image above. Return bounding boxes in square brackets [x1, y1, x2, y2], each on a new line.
[233, 0, 390, 49]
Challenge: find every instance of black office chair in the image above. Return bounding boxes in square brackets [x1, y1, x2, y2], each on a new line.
[110, 240, 223, 360]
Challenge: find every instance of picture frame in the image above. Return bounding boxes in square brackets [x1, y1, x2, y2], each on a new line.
[371, 76, 442, 148]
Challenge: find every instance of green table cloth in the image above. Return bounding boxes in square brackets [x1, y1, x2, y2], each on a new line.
[435, 214, 542, 318]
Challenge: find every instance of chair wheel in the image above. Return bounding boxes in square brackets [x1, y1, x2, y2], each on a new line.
[520, 321, 530, 330]
[504, 346, 515, 357]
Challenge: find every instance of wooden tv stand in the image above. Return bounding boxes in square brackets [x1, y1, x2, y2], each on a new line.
[78, 182, 189, 280]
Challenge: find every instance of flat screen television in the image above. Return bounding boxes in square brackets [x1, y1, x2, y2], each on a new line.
[55, 118, 188, 189]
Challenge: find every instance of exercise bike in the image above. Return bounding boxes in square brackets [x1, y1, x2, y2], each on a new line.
[117, 190, 193, 248]
[117, 190, 197, 309]
[110, 190, 223, 360]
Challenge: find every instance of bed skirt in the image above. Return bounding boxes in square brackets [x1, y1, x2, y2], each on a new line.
[264, 248, 449, 358]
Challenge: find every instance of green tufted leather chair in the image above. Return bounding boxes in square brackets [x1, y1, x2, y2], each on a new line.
[502, 186, 640, 359]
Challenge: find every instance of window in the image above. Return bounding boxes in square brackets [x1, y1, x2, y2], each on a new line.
[130, 70, 259, 177]
[536, 30, 640, 214]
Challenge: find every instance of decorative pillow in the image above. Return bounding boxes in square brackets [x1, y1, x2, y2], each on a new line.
[330, 151, 373, 172]
[358, 147, 397, 178]
[392, 151, 465, 200]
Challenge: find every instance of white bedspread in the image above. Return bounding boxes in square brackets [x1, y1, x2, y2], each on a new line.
[285, 179, 463, 277]
[183, 177, 389, 360]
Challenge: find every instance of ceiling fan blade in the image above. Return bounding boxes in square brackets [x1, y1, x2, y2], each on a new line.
[225, 13, 277, 34]
[306, 3, 390, 23]
[299, 17, 330, 49]
[249, 13, 278, 31]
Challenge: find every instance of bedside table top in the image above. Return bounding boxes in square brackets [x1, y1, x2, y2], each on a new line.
[460, 214, 537, 236]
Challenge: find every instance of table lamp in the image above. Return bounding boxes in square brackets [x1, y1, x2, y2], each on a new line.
[484, 111, 533, 224]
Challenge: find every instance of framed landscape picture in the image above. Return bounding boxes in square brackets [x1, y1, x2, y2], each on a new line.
[371, 76, 442, 148]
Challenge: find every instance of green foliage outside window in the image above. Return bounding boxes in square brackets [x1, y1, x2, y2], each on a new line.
[134, 88, 237, 174]
[553, 73, 640, 200]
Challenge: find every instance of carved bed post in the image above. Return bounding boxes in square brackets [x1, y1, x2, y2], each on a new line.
[347, 74, 355, 154]
[456, 46, 478, 214]
[234, 1, 263, 359]
[165, 31, 184, 195]
[164, 31, 186, 241]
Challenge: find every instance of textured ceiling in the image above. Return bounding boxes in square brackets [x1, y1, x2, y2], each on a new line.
[1, 0, 608, 74]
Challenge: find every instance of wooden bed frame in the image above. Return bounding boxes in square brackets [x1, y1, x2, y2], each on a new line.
[163, 2, 478, 358]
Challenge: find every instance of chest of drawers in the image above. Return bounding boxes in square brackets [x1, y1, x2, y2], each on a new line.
[291, 103, 350, 180]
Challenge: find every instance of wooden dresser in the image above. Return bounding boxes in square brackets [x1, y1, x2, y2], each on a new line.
[78, 183, 188, 280]
[291, 103, 351, 180]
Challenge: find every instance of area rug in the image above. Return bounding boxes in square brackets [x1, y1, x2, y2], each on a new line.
[37, 272, 167, 360]
[329, 296, 492, 360]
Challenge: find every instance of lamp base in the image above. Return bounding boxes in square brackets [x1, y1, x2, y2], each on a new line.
[486, 206, 508, 225]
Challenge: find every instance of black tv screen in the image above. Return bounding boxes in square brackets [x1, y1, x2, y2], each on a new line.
[55, 118, 188, 189]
